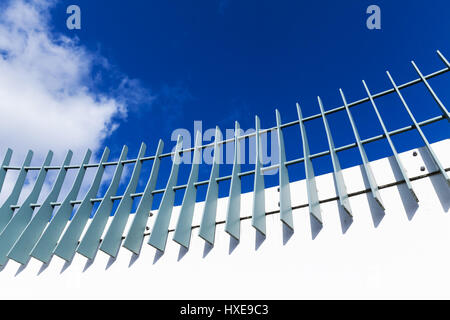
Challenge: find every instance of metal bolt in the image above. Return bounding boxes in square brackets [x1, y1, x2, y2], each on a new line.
[413, 151, 418, 157]
[420, 166, 426, 172]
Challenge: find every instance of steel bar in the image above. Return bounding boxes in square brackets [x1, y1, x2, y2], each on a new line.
[76, 146, 129, 260]
[297, 103, 323, 224]
[251, 116, 266, 235]
[0, 151, 67, 265]
[5, 111, 446, 216]
[318, 97, 352, 216]
[0, 151, 33, 231]
[276, 110, 294, 229]
[362, 80, 418, 202]
[0, 64, 445, 174]
[386, 71, 450, 186]
[148, 136, 183, 252]
[411, 60, 450, 121]
[100, 143, 147, 258]
[224, 122, 242, 240]
[1, 152, 54, 236]
[32, 149, 105, 264]
[0, 149, 12, 194]
[198, 127, 222, 245]
[9, 150, 92, 265]
[173, 132, 203, 248]
[340, 89, 385, 210]
[52, 148, 110, 262]
[123, 140, 164, 255]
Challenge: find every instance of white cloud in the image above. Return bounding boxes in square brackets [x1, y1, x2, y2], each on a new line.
[0, 0, 150, 203]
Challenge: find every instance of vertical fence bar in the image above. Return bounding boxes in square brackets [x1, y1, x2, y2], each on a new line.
[318, 97, 353, 216]
[297, 103, 323, 225]
[148, 136, 183, 252]
[340, 89, 385, 210]
[1, 152, 53, 235]
[173, 132, 202, 249]
[32, 149, 105, 264]
[123, 140, 163, 255]
[411, 61, 450, 121]
[0, 151, 68, 265]
[0, 151, 33, 231]
[362, 80, 418, 202]
[76, 146, 129, 260]
[386, 71, 450, 185]
[251, 116, 266, 235]
[50, 149, 108, 262]
[9, 150, 92, 265]
[100, 143, 147, 258]
[224, 122, 242, 240]
[0, 149, 13, 194]
[198, 127, 222, 245]
[276, 110, 294, 230]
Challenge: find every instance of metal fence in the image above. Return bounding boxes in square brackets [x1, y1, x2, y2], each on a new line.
[0, 50, 449, 267]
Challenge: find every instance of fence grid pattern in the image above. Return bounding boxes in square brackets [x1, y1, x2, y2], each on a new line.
[0, 50, 449, 266]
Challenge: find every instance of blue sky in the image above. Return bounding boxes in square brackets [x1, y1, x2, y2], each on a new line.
[1, 0, 449, 206]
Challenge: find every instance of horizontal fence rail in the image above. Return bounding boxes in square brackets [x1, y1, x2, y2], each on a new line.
[0, 50, 449, 265]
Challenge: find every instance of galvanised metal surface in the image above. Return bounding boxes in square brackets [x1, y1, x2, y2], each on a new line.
[0, 151, 33, 233]
[76, 146, 129, 260]
[173, 132, 202, 248]
[0, 149, 12, 194]
[297, 103, 323, 225]
[0, 50, 449, 264]
[386, 71, 450, 186]
[51, 149, 107, 262]
[251, 116, 267, 235]
[122, 140, 163, 255]
[100, 143, 147, 258]
[340, 89, 385, 211]
[9, 150, 92, 265]
[148, 136, 183, 252]
[224, 122, 242, 241]
[318, 97, 353, 217]
[276, 110, 294, 230]
[0, 151, 65, 265]
[198, 127, 222, 245]
[362, 81, 418, 203]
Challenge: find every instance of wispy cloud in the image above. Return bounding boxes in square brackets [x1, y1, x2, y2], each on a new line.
[0, 0, 153, 202]
[0, 0, 153, 164]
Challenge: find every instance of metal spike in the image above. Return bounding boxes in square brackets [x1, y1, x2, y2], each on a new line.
[50, 149, 108, 262]
[362, 80, 418, 202]
[76, 146, 129, 260]
[386, 71, 450, 186]
[297, 103, 323, 224]
[251, 117, 266, 235]
[173, 132, 202, 249]
[0, 149, 13, 194]
[122, 140, 164, 255]
[339, 89, 385, 210]
[148, 136, 183, 252]
[9, 150, 92, 265]
[276, 110, 294, 230]
[224, 122, 242, 240]
[100, 143, 147, 258]
[0, 151, 33, 231]
[198, 127, 222, 245]
[318, 97, 353, 216]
